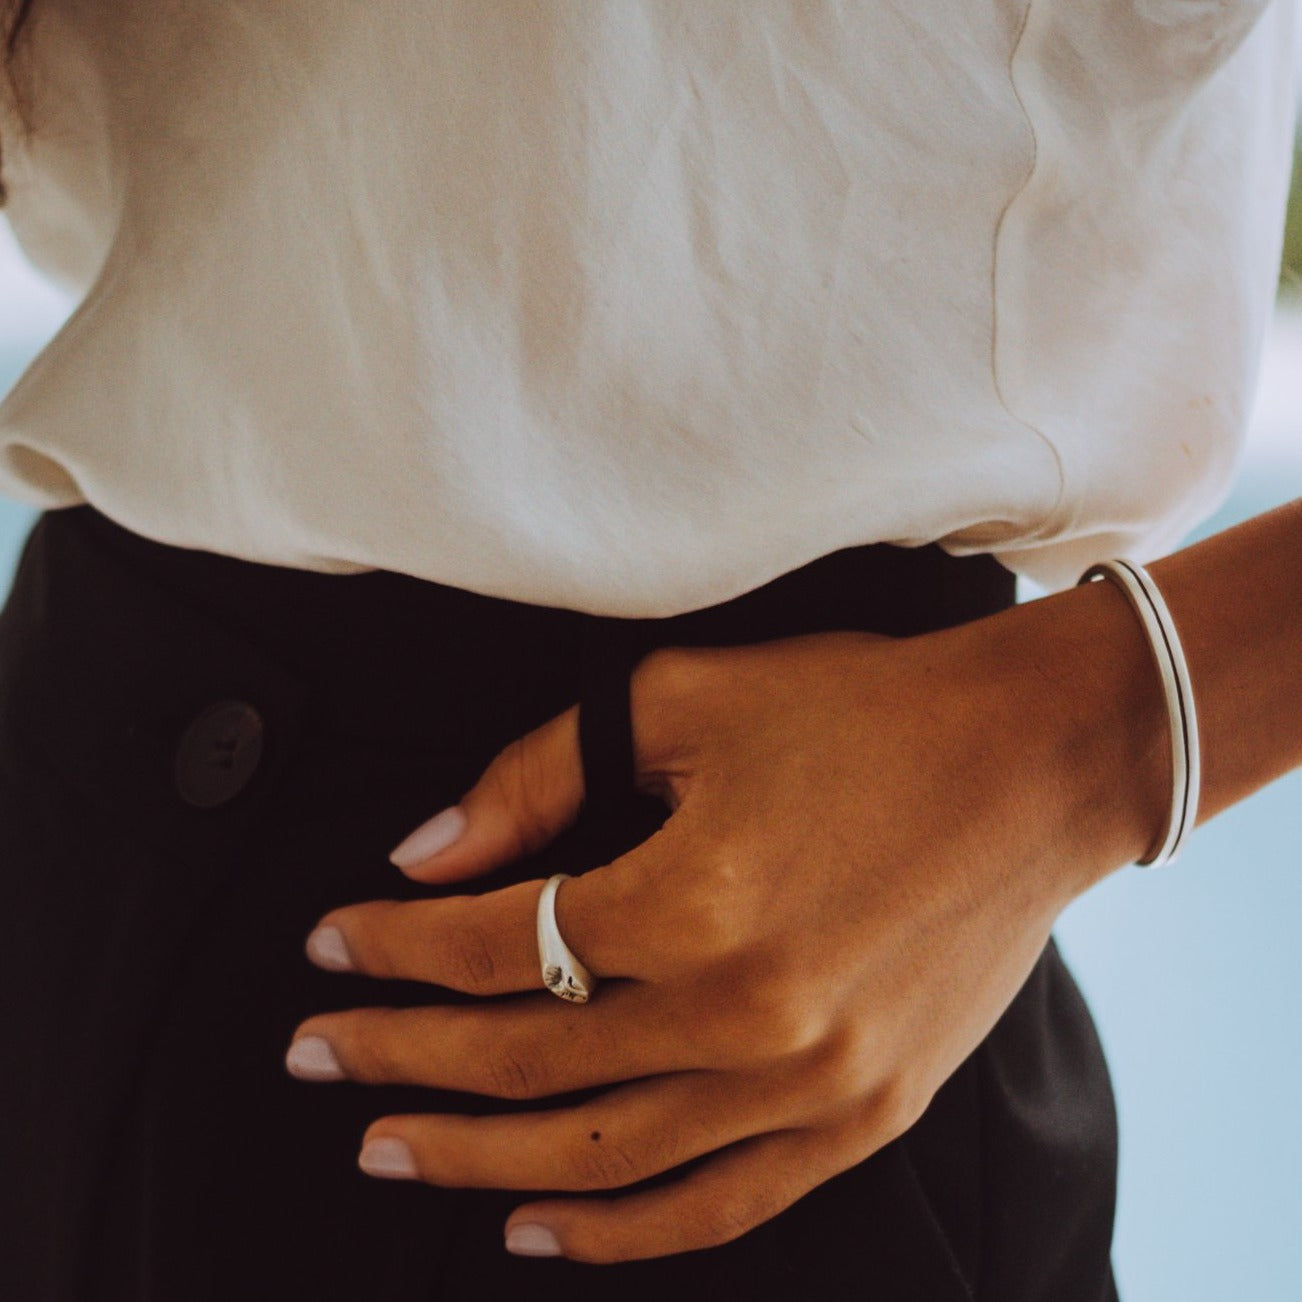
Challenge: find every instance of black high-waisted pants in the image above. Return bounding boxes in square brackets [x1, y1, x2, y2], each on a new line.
[0, 505, 1119, 1301]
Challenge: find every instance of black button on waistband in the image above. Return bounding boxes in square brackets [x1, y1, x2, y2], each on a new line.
[173, 700, 266, 808]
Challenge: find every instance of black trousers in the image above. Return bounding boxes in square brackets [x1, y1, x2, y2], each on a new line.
[0, 505, 1119, 1302]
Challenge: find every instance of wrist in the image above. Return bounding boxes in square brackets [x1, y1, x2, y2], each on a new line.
[956, 579, 1173, 902]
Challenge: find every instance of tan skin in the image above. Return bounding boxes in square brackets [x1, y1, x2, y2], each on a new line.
[286, 499, 1302, 1263]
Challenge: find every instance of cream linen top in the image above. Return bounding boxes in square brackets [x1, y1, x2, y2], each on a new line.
[0, 1, 1297, 617]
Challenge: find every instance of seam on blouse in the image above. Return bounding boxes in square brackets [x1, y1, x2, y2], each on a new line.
[988, 0, 1067, 542]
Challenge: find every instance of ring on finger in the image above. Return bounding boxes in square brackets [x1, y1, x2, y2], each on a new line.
[536, 873, 598, 1004]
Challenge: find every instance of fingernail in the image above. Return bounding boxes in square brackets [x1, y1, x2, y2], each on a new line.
[285, 1035, 345, 1081]
[305, 925, 354, 972]
[359, 1137, 419, 1180]
[389, 805, 467, 868]
[505, 1223, 564, 1258]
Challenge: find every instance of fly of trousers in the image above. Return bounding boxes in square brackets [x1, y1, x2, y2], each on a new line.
[0, 504, 1119, 1302]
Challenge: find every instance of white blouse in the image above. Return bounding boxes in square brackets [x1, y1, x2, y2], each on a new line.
[0, 1, 1296, 617]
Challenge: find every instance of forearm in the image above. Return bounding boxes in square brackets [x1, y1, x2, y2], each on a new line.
[953, 498, 1302, 901]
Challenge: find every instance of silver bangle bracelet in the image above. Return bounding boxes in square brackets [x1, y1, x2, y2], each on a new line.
[1078, 559, 1201, 867]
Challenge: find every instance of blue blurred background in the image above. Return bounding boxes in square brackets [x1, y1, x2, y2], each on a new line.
[3, 121, 1301, 1299]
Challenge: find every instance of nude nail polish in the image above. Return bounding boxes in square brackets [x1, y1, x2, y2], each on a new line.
[285, 1035, 345, 1081]
[389, 805, 467, 867]
[359, 1137, 419, 1180]
[305, 925, 353, 972]
[505, 1224, 563, 1258]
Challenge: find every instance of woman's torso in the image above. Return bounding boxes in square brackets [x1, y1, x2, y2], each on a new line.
[0, 0, 1296, 616]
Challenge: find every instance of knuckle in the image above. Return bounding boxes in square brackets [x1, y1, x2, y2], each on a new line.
[447, 922, 497, 990]
[799, 1026, 874, 1108]
[669, 870, 748, 962]
[483, 1043, 550, 1100]
[569, 1133, 643, 1191]
[696, 1195, 761, 1248]
[730, 970, 826, 1060]
[867, 1077, 930, 1145]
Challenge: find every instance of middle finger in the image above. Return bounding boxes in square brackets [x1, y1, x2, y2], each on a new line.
[287, 981, 702, 1100]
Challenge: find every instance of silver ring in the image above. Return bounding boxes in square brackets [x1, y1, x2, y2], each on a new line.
[536, 873, 597, 1003]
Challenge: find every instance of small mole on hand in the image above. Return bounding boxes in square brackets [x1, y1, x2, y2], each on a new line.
[590, 1131, 602, 1142]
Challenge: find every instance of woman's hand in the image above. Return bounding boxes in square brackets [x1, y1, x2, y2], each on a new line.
[285, 579, 1178, 1264]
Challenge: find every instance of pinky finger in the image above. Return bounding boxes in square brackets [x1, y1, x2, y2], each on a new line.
[502, 1126, 846, 1265]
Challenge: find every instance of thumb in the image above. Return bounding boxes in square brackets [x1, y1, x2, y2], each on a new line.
[388, 705, 584, 884]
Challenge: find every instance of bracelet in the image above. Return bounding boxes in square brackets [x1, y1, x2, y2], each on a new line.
[1077, 559, 1200, 867]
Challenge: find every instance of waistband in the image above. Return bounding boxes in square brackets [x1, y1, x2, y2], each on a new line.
[65, 504, 1012, 725]
[0, 504, 1013, 858]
